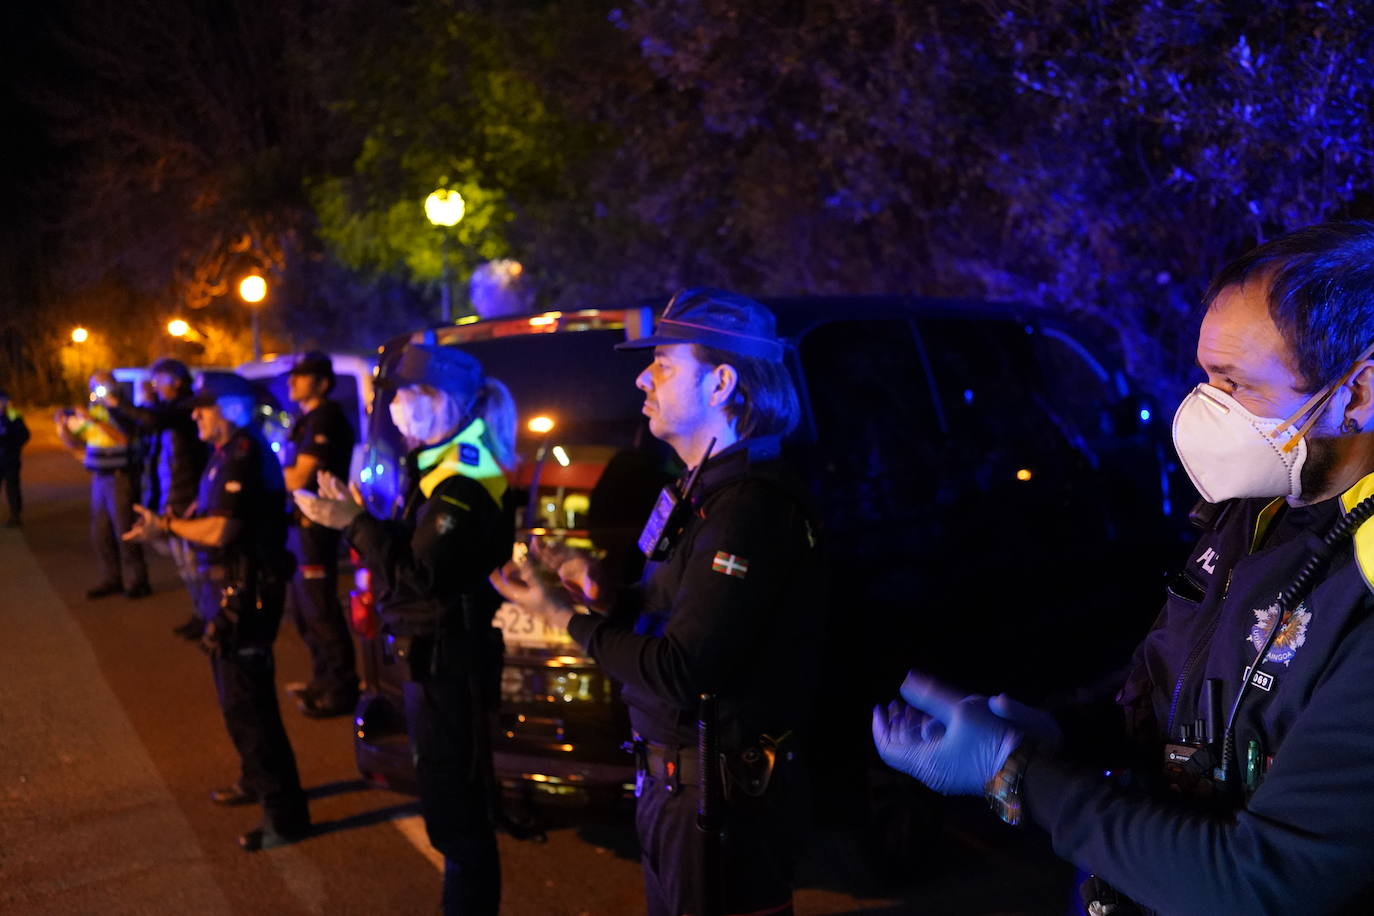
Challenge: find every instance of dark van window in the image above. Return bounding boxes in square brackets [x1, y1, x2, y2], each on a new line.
[798, 319, 939, 546]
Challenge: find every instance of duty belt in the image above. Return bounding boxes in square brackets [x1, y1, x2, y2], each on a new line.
[630, 741, 700, 795]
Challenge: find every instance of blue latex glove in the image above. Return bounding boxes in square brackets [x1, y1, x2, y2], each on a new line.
[872, 671, 1024, 795]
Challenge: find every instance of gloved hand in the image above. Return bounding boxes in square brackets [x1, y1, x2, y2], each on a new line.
[293, 488, 363, 530]
[871, 670, 1023, 795]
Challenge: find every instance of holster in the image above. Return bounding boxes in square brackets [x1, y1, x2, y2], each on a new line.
[721, 732, 791, 801]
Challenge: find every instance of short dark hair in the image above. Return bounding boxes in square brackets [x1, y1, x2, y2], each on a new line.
[1204, 221, 1374, 392]
[692, 344, 800, 440]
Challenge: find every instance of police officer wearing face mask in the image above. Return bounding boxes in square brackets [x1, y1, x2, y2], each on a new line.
[295, 344, 515, 916]
[492, 289, 825, 916]
[871, 222, 1374, 914]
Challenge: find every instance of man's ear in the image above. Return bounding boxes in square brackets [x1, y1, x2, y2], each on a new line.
[1343, 362, 1374, 430]
[708, 363, 739, 408]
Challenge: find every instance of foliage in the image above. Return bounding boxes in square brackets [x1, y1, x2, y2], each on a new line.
[19, 0, 1374, 405]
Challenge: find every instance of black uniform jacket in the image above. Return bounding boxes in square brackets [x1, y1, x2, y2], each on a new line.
[567, 437, 824, 751]
[344, 421, 511, 641]
[0, 406, 29, 466]
[290, 399, 355, 491]
[114, 395, 206, 515]
[194, 425, 287, 571]
[1025, 472, 1374, 914]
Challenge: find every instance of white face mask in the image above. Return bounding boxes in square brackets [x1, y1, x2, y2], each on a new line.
[1172, 384, 1310, 503]
[1173, 344, 1374, 503]
[389, 387, 452, 445]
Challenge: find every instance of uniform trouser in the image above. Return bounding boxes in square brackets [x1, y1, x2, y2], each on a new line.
[635, 759, 808, 916]
[403, 667, 500, 916]
[90, 469, 147, 588]
[200, 577, 308, 832]
[168, 536, 203, 605]
[287, 525, 357, 700]
[0, 461, 20, 520]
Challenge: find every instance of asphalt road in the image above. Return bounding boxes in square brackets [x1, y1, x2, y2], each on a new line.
[0, 424, 1077, 915]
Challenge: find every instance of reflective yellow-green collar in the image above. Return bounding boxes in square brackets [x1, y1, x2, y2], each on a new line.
[415, 419, 507, 504]
[1339, 470, 1374, 594]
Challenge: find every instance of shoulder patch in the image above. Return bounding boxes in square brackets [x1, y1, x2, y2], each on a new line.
[313, 433, 328, 444]
[459, 442, 481, 466]
[436, 512, 456, 535]
[711, 551, 749, 579]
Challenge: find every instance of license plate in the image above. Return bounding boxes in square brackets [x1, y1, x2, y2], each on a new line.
[494, 601, 575, 648]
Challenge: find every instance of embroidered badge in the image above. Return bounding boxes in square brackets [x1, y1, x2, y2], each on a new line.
[460, 443, 481, 466]
[711, 551, 748, 579]
[1248, 602, 1311, 667]
[436, 513, 456, 535]
[224, 480, 242, 493]
[314, 433, 328, 444]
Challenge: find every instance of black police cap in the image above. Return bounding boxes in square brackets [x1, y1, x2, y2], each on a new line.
[189, 372, 256, 408]
[616, 287, 784, 360]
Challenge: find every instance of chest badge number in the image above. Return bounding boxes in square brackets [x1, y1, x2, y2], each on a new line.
[1197, 548, 1219, 574]
[712, 551, 749, 579]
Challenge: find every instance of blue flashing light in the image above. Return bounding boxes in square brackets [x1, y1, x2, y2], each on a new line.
[1139, 407, 1152, 422]
[374, 464, 385, 476]
[963, 389, 974, 404]
[360, 467, 373, 484]
[270, 441, 281, 453]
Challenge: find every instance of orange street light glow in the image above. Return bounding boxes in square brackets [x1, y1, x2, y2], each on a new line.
[1016, 468, 1033, 482]
[71, 327, 89, 343]
[239, 274, 267, 303]
[527, 416, 555, 434]
[167, 319, 189, 337]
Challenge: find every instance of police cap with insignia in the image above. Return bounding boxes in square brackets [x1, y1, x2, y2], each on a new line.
[616, 287, 784, 360]
[189, 372, 257, 407]
[288, 350, 337, 392]
[384, 343, 483, 404]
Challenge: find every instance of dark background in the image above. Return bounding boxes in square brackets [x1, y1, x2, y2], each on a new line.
[4, 0, 1373, 405]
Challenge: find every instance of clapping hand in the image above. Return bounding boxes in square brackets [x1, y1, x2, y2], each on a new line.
[872, 671, 1025, 795]
[294, 470, 364, 530]
[489, 544, 576, 630]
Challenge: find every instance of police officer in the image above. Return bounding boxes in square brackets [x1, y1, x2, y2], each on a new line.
[492, 289, 825, 916]
[125, 373, 308, 851]
[0, 386, 29, 527]
[105, 359, 208, 635]
[873, 222, 1374, 913]
[281, 351, 359, 717]
[55, 371, 151, 599]
[296, 344, 515, 914]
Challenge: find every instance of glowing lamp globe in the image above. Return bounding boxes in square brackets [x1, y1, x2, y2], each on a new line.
[71, 327, 89, 344]
[167, 319, 189, 338]
[527, 416, 555, 434]
[239, 274, 267, 304]
[425, 189, 466, 227]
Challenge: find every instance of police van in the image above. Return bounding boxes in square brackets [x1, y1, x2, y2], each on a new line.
[348, 298, 1186, 815]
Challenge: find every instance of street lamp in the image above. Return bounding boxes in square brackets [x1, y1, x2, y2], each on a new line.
[71, 326, 89, 344]
[425, 187, 466, 323]
[167, 319, 190, 338]
[238, 273, 267, 362]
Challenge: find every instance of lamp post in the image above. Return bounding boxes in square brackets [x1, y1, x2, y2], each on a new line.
[425, 188, 466, 323]
[238, 273, 267, 361]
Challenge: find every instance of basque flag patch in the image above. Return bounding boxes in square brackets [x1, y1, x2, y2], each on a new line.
[711, 551, 749, 579]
